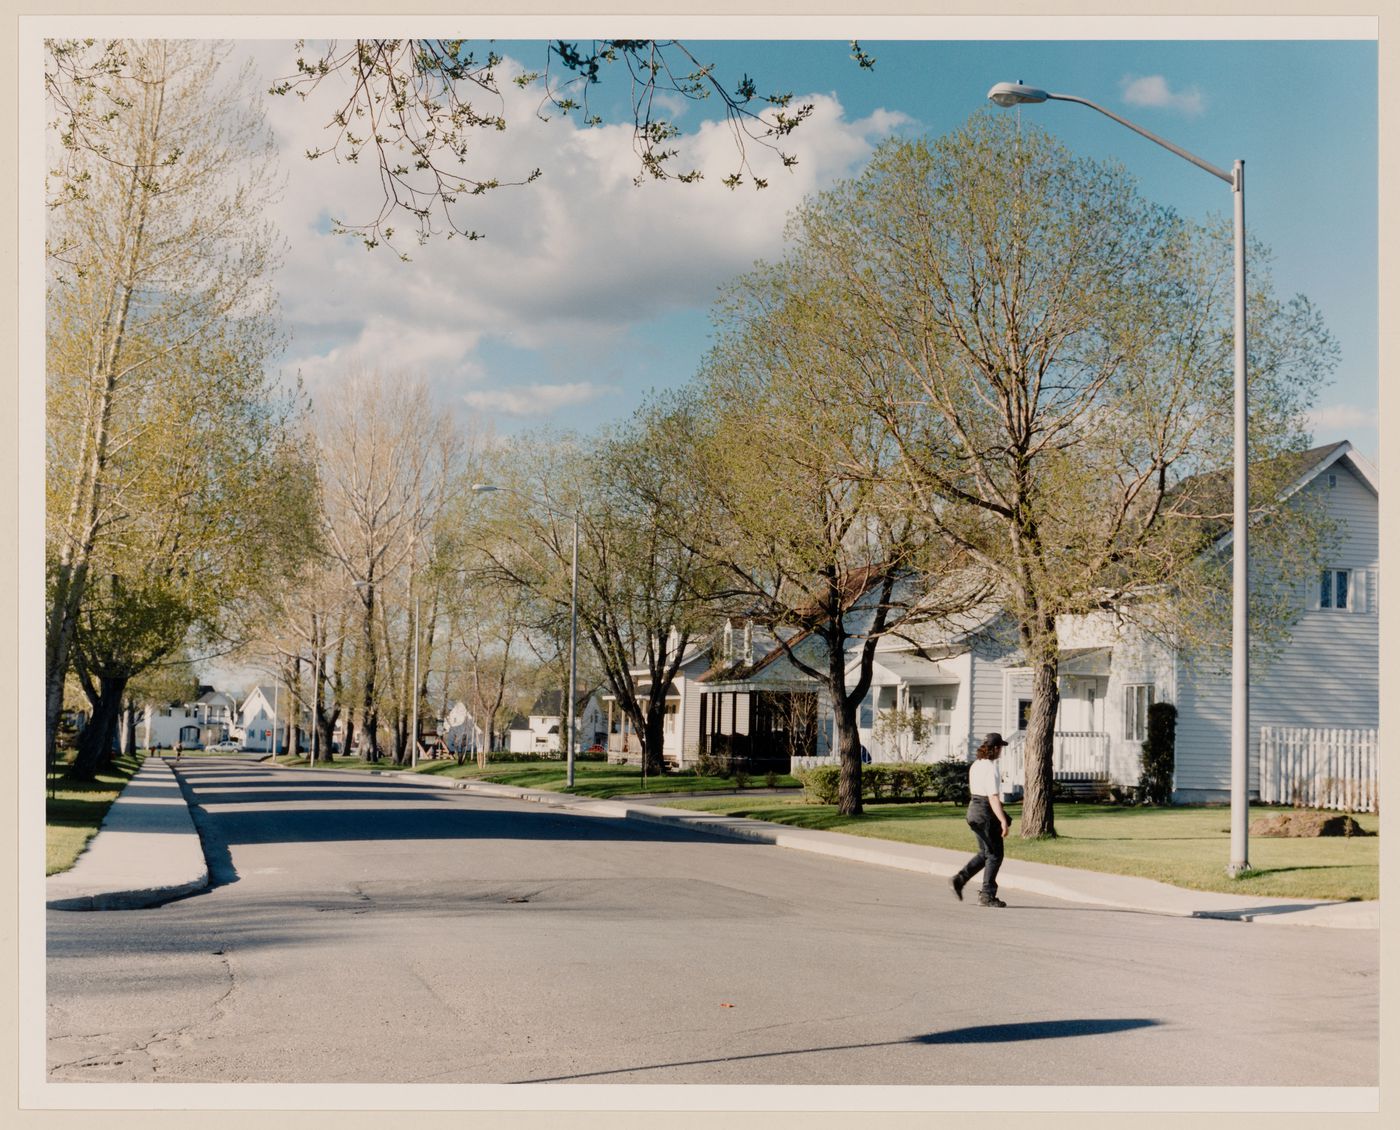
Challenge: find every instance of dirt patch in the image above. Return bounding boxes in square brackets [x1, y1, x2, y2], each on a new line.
[1249, 811, 1372, 838]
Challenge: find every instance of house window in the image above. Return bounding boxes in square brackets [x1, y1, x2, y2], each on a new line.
[1125, 684, 1156, 743]
[1319, 569, 1351, 610]
[859, 695, 873, 729]
[1016, 699, 1032, 731]
[664, 701, 678, 734]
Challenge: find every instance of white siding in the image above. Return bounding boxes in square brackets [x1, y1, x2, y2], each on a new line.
[968, 620, 1019, 758]
[1174, 458, 1378, 800]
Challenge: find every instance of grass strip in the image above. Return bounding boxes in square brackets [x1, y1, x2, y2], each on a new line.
[45, 753, 146, 876]
[653, 796, 1379, 902]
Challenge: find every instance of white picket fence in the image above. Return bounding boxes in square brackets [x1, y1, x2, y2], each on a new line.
[1259, 726, 1379, 813]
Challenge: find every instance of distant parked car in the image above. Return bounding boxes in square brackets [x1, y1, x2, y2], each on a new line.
[205, 740, 242, 753]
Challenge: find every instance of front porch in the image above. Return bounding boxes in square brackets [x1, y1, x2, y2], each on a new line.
[999, 730, 1113, 797]
[695, 688, 817, 774]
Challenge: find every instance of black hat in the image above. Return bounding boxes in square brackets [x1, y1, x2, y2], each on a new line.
[983, 732, 1008, 748]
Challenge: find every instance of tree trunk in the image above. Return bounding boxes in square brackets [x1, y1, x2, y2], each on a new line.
[119, 700, 136, 757]
[1020, 655, 1060, 838]
[68, 674, 129, 781]
[643, 705, 666, 776]
[834, 691, 864, 817]
[317, 706, 337, 763]
[286, 657, 302, 759]
[360, 587, 380, 761]
[342, 715, 356, 762]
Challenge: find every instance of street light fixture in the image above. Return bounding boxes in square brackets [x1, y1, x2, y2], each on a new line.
[472, 482, 581, 788]
[987, 80, 1252, 876]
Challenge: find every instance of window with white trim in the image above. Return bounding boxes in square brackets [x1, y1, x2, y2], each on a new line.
[1319, 568, 1352, 611]
[1125, 684, 1155, 743]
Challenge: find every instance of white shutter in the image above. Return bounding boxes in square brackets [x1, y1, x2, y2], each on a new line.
[1351, 568, 1366, 613]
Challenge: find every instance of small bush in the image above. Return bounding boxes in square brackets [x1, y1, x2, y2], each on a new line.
[910, 764, 933, 801]
[1139, 701, 1177, 805]
[796, 765, 841, 804]
[696, 748, 730, 778]
[864, 764, 888, 800]
[733, 769, 751, 790]
[764, 771, 778, 788]
[925, 760, 970, 805]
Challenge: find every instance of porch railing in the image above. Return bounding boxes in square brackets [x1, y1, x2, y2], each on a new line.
[1000, 731, 1110, 790]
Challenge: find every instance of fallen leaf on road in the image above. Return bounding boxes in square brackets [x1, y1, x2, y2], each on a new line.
[720, 1003, 735, 1008]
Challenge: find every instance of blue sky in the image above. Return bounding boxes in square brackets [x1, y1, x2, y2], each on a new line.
[244, 32, 1378, 462]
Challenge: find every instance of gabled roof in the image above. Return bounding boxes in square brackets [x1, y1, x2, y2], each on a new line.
[1182, 440, 1375, 553]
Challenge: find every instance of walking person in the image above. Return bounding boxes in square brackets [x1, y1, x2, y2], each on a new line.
[172, 739, 183, 764]
[951, 732, 1012, 908]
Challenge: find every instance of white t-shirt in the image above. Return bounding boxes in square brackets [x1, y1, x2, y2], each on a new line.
[969, 758, 1000, 798]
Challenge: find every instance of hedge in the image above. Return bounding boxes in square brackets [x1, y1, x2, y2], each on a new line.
[795, 760, 970, 805]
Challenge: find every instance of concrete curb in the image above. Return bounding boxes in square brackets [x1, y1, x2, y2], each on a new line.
[46, 756, 209, 911]
[375, 770, 1379, 931]
[64, 757, 1372, 929]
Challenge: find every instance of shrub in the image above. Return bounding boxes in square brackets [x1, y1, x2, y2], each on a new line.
[910, 764, 934, 800]
[796, 765, 841, 804]
[764, 770, 778, 788]
[864, 764, 889, 800]
[695, 748, 730, 778]
[926, 760, 970, 805]
[733, 769, 751, 790]
[1139, 701, 1177, 805]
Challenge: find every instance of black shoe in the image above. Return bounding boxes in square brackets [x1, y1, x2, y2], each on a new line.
[978, 894, 1007, 908]
[950, 875, 965, 902]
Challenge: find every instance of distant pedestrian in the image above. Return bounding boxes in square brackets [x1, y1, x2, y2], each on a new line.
[950, 732, 1012, 908]
[173, 740, 183, 763]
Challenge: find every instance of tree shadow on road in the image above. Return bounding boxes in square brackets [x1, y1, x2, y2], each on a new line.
[513, 1018, 1162, 1082]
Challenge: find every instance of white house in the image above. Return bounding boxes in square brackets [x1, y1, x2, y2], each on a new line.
[506, 687, 609, 755]
[238, 685, 307, 753]
[441, 700, 490, 756]
[639, 442, 1376, 802]
[826, 441, 1378, 803]
[603, 639, 714, 767]
[139, 686, 240, 749]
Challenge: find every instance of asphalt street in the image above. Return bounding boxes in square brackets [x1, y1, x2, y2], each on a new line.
[46, 762, 1380, 1086]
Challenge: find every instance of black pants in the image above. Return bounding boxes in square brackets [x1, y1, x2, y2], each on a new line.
[955, 797, 1004, 897]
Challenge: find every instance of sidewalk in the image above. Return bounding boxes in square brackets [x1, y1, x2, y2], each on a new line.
[47, 758, 1380, 929]
[45, 756, 208, 911]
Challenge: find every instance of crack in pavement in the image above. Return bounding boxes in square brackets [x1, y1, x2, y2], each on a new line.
[48, 949, 240, 1080]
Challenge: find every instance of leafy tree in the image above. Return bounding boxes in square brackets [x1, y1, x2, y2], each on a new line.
[687, 281, 988, 815]
[757, 114, 1337, 835]
[45, 38, 285, 772]
[478, 419, 718, 775]
[312, 368, 465, 760]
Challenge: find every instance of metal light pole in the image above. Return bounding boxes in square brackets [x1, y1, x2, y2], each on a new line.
[987, 81, 1250, 875]
[472, 482, 580, 788]
[410, 593, 421, 770]
[311, 641, 321, 768]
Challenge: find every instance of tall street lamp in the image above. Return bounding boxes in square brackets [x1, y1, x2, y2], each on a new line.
[410, 592, 421, 770]
[987, 81, 1251, 876]
[472, 483, 581, 788]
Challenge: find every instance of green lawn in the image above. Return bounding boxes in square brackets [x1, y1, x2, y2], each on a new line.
[45, 752, 145, 875]
[653, 796, 1379, 902]
[273, 754, 800, 799]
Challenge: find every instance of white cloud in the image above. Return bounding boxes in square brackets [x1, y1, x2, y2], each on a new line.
[462, 381, 617, 417]
[1305, 404, 1376, 435]
[243, 43, 906, 424]
[1120, 74, 1205, 116]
